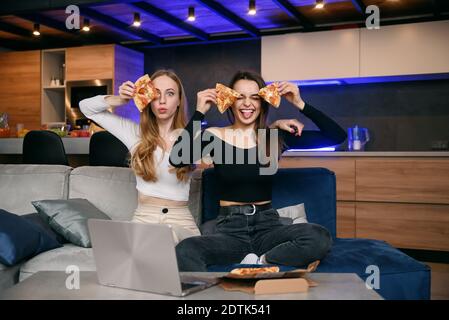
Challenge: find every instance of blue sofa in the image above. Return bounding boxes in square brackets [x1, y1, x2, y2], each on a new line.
[201, 167, 431, 300]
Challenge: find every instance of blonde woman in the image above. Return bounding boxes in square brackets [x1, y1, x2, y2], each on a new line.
[79, 70, 200, 243]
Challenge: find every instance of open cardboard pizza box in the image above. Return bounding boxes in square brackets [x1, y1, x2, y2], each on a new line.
[219, 260, 319, 295]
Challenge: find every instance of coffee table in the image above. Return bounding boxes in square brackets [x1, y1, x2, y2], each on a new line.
[0, 271, 382, 300]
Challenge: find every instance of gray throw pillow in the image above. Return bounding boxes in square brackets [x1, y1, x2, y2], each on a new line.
[31, 198, 111, 248]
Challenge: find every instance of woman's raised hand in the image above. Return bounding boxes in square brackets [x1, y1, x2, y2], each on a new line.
[118, 81, 136, 102]
[278, 81, 305, 110]
[196, 89, 217, 114]
[104, 81, 135, 107]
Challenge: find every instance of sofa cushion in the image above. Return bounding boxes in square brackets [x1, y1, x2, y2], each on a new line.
[0, 165, 71, 215]
[19, 244, 95, 282]
[21, 213, 68, 245]
[31, 199, 111, 248]
[0, 209, 62, 266]
[69, 166, 137, 221]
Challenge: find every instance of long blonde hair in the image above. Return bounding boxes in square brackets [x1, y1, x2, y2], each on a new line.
[130, 70, 193, 183]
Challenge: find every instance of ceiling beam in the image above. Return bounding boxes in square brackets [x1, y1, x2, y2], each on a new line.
[196, 0, 260, 37]
[80, 7, 162, 44]
[350, 0, 366, 14]
[0, 19, 81, 46]
[271, 0, 313, 29]
[138, 35, 256, 50]
[17, 13, 79, 35]
[0, 38, 35, 50]
[0, 0, 137, 16]
[129, 1, 209, 41]
[17, 13, 117, 44]
[0, 20, 34, 38]
[0, 28, 82, 50]
[431, 0, 442, 17]
[0, 34, 116, 51]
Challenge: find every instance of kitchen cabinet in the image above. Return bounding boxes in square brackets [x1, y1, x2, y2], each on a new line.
[360, 20, 449, 77]
[0, 50, 41, 131]
[66, 44, 114, 81]
[279, 153, 449, 250]
[262, 29, 360, 81]
[0, 44, 143, 133]
[262, 20, 449, 82]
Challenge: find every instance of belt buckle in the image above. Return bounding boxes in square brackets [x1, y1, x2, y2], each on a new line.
[244, 204, 256, 216]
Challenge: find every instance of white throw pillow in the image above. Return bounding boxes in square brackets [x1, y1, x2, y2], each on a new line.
[277, 203, 308, 224]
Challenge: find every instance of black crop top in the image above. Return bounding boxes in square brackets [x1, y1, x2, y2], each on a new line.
[169, 103, 347, 203]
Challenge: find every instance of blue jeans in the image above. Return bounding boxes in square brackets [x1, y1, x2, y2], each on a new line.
[176, 207, 333, 271]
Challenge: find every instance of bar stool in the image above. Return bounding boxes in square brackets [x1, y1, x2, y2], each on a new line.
[22, 130, 69, 165]
[89, 131, 129, 167]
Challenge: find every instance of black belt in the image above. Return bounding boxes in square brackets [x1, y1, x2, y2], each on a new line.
[219, 203, 272, 216]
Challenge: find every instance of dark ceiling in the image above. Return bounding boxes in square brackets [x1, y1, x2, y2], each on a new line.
[0, 0, 448, 51]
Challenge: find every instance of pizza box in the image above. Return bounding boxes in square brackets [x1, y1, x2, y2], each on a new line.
[222, 260, 319, 280]
[218, 261, 319, 295]
[219, 277, 318, 295]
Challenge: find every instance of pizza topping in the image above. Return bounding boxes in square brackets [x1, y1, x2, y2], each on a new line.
[216, 83, 241, 114]
[258, 83, 281, 108]
[133, 74, 160, 112]
[230, 266, 280, 276]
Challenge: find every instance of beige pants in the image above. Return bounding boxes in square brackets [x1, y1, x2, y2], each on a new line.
[131, 203, 200, 244]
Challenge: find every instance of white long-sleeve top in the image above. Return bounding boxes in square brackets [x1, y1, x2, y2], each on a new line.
[79, 95, 190, 201]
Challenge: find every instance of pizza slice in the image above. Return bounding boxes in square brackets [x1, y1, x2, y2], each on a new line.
[216, 83, 241, 114]
[133, 74, 159, 112]
[258, 82, 281, 108]
[230, 266, 280, 276]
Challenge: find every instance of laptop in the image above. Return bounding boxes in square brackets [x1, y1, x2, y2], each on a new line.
[87, 219, 218, 296]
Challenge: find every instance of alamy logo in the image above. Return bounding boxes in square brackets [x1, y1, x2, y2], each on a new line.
[65, 265, 80, 290]
[365, 5, 380, 30]
[365, 265, 380, 289]
[65, 5, 80, 30]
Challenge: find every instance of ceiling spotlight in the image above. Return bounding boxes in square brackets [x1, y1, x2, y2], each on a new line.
[248, 0, 256, 15]
[33, 23, 40, 36]
[187, 7, 195, 22]
[82, 18, 90, 32]
[315, 0, 324, 9]
[133, 12, 141, 27]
